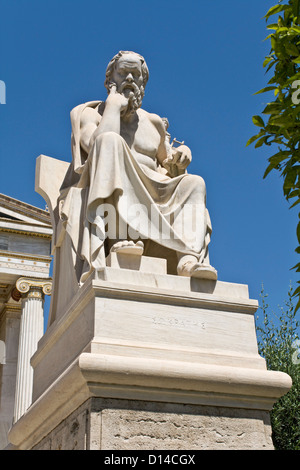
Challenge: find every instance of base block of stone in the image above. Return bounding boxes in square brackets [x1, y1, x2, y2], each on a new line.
[8, 351, 290, 450]
[32, 398, 274, 450]
[7, 264, 292, 450]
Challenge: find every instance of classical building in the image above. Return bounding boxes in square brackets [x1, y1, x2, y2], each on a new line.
[0, 193, 52, 449]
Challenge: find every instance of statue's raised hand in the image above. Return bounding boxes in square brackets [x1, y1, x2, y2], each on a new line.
[106, 84, 130, 113]
[89, 84, 132, 145]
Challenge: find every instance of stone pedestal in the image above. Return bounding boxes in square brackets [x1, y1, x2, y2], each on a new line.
[7, 259, 292, 450]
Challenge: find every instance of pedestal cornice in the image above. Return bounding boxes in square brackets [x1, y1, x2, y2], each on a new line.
[8, 351, 292, 450]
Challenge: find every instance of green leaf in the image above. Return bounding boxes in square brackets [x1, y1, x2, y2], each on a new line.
[263, 150, 290, 178]
[292, 261, 300, 272]
[271, 35, 277, 50]
[269, 114, 294, 127]
[263, 103, 281, 115]
[293, 0, 300, 18]
[288, 189, 300, 198]
[264, 162, 276, 178]
[283, 169, 297, 196]
[294, 297, 300, 313]
[269, 150, 290, 165]
[264, 4, 289, 20]
[252, 115, 265, 127]
[293, 284, 300, 295]
[255, 136, 267, 148]
[263, 57, 273, 67]
[246, 131, 264, 147]
[291, 26, 300, 33]
[276, 26, 289, 33]
[286, 73, 300, 84]
[254, 86, 277, 95]
[290, 198, 300, 208]
[265, 59, 277, 73]
[285, 42, 300, 56]
[267, 23, 279, 30]
[296, 220, 300, 244]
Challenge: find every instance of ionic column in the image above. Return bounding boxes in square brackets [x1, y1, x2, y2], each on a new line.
[13, 277, 52, 422]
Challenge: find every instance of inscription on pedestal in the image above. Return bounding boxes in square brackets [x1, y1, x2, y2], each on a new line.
[152, 316, 206, 330]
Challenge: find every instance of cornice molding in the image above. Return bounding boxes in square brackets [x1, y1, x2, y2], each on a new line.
[0, 250, 51, 263]
[0, 193, 51, 226]
[0, 227, 52, 239]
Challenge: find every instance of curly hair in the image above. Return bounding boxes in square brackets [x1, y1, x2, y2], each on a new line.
[104, 51, 149, 95]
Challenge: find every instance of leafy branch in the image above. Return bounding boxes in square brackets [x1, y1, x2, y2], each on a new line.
[256, 284, 300, 449]
[248, 0, 300, 310]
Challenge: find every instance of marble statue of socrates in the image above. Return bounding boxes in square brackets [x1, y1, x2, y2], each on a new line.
[58, 50, 217, 285]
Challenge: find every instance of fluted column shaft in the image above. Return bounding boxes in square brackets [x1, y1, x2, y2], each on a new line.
[13, 278, 52, 422]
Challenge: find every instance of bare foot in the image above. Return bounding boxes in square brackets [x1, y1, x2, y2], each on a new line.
[177, 256, 217, 280]
[110, 240, 144, 255]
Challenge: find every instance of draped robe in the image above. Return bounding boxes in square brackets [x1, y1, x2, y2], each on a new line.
[57, 101, 212, 284]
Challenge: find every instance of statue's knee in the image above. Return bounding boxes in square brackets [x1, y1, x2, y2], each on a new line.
[186, 174, 206, 195]
[94, 131, 122, 145]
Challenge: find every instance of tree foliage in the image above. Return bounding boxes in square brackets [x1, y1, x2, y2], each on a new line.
[256, 285, 300, 450]
[248, 0, 300, 309]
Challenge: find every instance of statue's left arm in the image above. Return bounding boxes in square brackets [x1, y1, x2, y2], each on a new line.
[151, 114, 192, 176]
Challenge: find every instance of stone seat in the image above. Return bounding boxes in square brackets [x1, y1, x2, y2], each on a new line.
[35, 154, 70, 250]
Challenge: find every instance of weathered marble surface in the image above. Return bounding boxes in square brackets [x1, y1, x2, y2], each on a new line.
[32, 398, 274, 450]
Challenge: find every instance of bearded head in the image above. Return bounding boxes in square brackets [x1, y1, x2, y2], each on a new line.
[104, 51, 149, 116]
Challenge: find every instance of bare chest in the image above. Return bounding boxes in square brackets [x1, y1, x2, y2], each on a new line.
[120, 115, 160, 159]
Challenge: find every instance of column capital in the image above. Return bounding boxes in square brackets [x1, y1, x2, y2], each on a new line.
[14, 277, 52, 300]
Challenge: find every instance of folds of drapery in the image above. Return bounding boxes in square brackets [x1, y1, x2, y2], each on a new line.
[58, 102, 212, 284]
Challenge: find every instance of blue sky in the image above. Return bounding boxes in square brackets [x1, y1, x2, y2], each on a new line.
[0, 0, 298, 325]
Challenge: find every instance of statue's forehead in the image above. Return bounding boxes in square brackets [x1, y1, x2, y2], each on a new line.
[116, 54, 142, 70]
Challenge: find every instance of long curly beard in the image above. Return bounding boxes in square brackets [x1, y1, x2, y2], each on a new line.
[120, 82, 144, 119]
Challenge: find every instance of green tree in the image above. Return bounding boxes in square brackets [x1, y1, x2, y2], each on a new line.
[248, 0, 300, 309]
[256, 284, 300, 449]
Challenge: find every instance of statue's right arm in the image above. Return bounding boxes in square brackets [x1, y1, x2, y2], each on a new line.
[80, 107, 101, 154]
[87, 86, 129, 148]
[79, 88, 131, 153]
